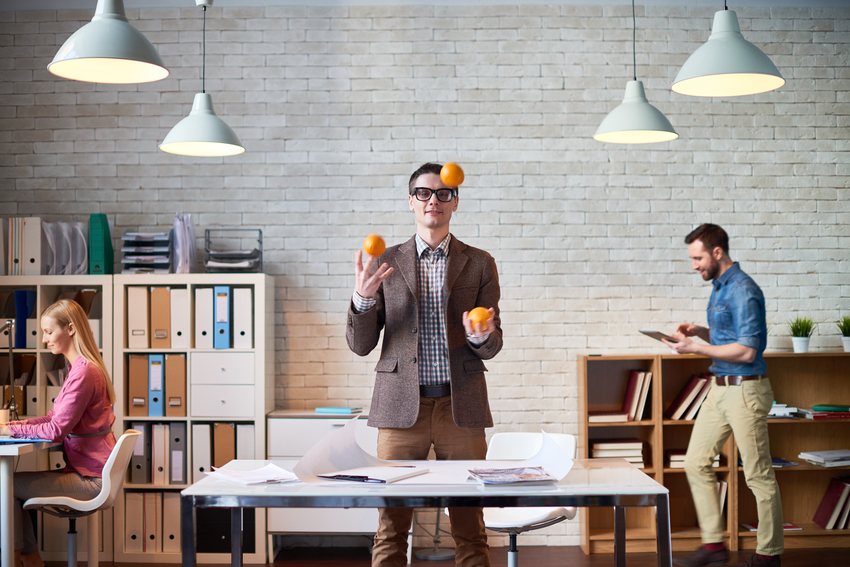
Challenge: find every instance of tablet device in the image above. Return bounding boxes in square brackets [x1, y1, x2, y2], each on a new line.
[639, 330, 680, 343]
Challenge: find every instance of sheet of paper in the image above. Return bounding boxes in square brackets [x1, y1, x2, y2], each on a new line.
[206, 463, 297, 485]
[292, 417, 574, 485]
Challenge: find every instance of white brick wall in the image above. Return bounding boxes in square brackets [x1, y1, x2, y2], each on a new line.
[2, 2, 850, 547]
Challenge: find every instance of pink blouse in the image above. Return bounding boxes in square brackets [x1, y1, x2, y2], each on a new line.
[10, 357, 116, 478]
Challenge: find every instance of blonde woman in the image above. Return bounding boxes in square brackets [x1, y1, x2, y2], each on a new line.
[0, 299, 116, 567]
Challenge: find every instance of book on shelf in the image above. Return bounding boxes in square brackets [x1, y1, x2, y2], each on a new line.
[622, 370, 644, 421]
[740, 522, 801, 532]
[668, 451, 719, 469]
[798, 450, 850, 463]
[635, 371, 652, 421]
[592, 448, 644, 458]
[683, 378, 712, 421]
[795, 408, 850, 420]
[717, 480, 728, 514]
[314, 407, 362, 414]
[590, 438, 644, 451]
[801, 459, 850, 468]
[768, 402, 798, 418]
[588, 411, 629, 423]
[771, 458, 799, 468]
[667, 374, 708, 420]
[813, 477, 850, 529]
[813, 404, 850, 412]
[837, 493, 850, 530]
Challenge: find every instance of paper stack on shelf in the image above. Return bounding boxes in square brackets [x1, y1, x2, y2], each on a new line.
[591, 439, 644, 469]
[768, 402, 798, 418]
[668, 451, 720, 469]
[204, 228, 262, 273]
[798, 450, 850, 468]
[121, 231, 172, 274]
[172, 214, 198, 273]
[795, 408, 850, 420]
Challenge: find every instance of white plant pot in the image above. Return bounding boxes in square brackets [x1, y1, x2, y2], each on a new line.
[792, 337, 810, 353]
[843, 337, 850, 353]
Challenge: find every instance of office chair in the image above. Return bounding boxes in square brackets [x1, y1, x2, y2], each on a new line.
[23, 430, 141, 567]
[477, 432, 578, 567]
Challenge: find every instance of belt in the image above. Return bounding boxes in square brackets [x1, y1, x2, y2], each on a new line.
[68, 427, 112, 439]
[420, 383, 451, 398]
[714, 375, 765, 386]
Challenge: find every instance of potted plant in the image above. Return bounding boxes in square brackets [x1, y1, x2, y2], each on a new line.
[837, 316, 850, 353]
[788, 316, 815, 353]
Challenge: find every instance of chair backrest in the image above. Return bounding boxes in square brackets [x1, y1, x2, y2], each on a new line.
[77, 429, 141, 512]
[486, 432, 576, 461]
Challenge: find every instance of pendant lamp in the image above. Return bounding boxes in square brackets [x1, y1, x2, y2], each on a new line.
[159, 0, 245, 157]
[672, 5, 784, 97]
[48, 0, 168, 84]
[593, 0, 677, 144]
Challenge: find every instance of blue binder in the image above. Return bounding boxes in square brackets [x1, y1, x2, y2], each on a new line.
[213, 286, 231, 349]
[14, 290, 37, 349]
[148, 354, 164, 417]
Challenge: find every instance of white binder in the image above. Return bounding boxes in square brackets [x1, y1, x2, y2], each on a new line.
[125, 492, 144, 553]
[127, 287, 150, 349]
[194, 288, 213, 349]
[151, 423, 170, 485]
[25, 318, 38, 349]
[142, 492, 160, 552]
[191, 423, 212, 481]
[22, 217, 41, 275]
[232, 287, 253, 349]
[170, 288, 189, 349]
[235, 423, 255, 460]
[162, 492, 181, 553]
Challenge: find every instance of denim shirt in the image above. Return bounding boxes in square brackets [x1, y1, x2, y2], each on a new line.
[707, 263, 768, 377]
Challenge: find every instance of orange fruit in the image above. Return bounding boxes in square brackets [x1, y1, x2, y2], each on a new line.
[363, 234, 386, 257]
[467, 307, 491, 332]
[440, 162, 464, 187]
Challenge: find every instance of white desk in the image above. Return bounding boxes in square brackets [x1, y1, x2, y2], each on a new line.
[0, 442, 59, 567]
[181, 458, 671, 567]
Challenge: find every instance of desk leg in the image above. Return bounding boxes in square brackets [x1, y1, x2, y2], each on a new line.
[614, 506, 626, 567]
[181, 495, 196, 567]
[655, 493, 672, 567]
[231, 508, 243, 567]
[1, 456, 14, 567]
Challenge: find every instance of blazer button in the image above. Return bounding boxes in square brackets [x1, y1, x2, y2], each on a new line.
[412, 327, 417, 333]
[411, 357, 417, 363]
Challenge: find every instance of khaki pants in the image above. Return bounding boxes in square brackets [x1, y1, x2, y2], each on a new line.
[684, 377, 783, 556]
[372, 396, 489, 567]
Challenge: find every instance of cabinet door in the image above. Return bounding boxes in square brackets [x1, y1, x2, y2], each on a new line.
[191, 385, 254, 418]
[267, 418, 378, 458]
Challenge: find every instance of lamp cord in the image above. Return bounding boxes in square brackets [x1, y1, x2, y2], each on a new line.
[202, 6, 206, 93]
[632, 0, 636, 81]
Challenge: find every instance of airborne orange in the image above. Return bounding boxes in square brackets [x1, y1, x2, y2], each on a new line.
[440, 163, 464, 187]
[363, 234, 386, 257]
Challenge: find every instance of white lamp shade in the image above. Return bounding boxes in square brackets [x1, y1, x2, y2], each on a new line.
[160, 93, 246, 157]
[48, 0, 168, 84]
[672, 10, 784, 97]
[594, 81, 678, 144]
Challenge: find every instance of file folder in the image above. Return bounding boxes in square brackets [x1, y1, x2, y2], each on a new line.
[235, 423, 255, 460]
[212, 422, 236, 468]
[130, 421, 151, 485]
[169, 422, 187, 484]
[14, 290, 36, 348]
[150, 286, 171, 349]
[22, 217, 41, 275]
[142, 491, 160, 552]
[191, 423, 212, 481]
[25, 318, 38, 349]
[127, 355, 148, 417]
[151, 423, 170, 485]
[88, 213, 113, 275]
[232, 288, 253, 349]
[127, 287, 150, 348]
[170, 288, 189, 349]
[48, 450, 65, 471]
[46, 385, 61, 412]
[162, 492, 181, 553]
[125, 492, 144, 553]
[148, 354, 164, 417]
[194, 288, 213, 349]
[164, 353, 186, 417]
[213, 286, 231, 349]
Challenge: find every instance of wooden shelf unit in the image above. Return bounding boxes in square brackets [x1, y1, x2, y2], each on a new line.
[579, 352, 850, 554]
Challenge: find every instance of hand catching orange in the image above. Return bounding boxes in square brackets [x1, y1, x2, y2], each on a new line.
[363, 234, 386, 257]
[467, 307, 491, 332]
[440, 163, 464, 187]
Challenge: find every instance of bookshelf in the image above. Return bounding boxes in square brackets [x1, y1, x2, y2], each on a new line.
[579, 352, 850, 554]
[112, 274, 273, 564]
[0, 275, 113, 563]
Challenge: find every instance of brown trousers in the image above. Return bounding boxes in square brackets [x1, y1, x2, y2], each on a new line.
[372, 396, 489, 567]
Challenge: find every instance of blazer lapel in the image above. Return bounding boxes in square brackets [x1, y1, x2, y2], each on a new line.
[443, 236, 469, 299]
[396, 236, 418, 299]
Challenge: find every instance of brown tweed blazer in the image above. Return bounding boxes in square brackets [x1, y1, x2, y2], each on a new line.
[346, 234, 502, 429]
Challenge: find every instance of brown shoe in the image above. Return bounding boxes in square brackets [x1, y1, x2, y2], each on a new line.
[674, 546, 730, 567]
[732, 554, 780, 567]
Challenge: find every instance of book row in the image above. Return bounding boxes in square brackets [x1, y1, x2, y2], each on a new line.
[813, 477, 850, 530]
[588, 370, 652, 423]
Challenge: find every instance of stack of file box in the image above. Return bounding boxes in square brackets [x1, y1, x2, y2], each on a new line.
[121, 231, 172, 274]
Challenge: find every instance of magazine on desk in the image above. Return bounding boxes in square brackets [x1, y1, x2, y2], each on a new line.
[0, 436, 51, 443]
[467, 466, 556, 485]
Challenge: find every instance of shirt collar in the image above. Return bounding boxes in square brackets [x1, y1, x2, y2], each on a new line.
[415, 233, 451, 258]
[713, 262, 740, 290]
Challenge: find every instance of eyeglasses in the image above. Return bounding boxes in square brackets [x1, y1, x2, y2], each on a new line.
[411, 187, 456, 202]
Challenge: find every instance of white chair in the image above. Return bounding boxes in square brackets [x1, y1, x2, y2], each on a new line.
[23, 430, 141, 567]
[477, 432, 578, 567]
